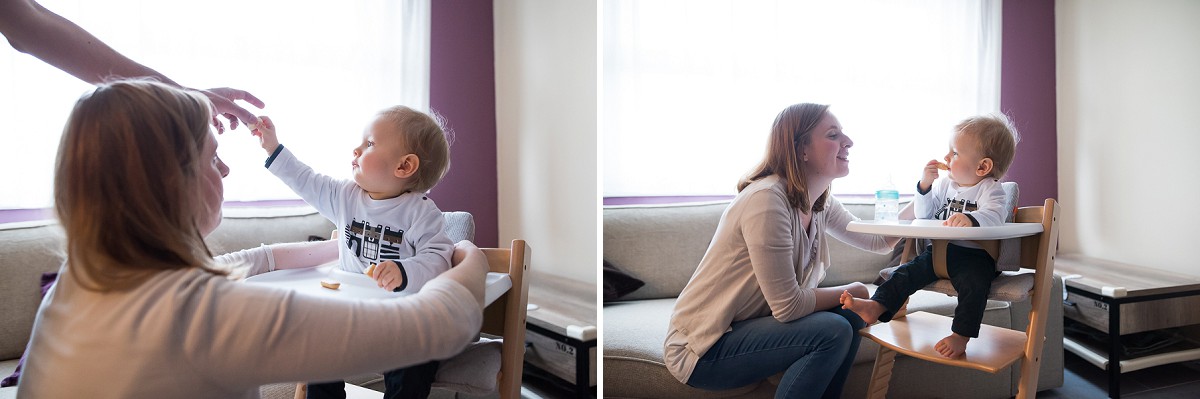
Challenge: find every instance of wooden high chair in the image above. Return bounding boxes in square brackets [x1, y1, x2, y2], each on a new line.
[292, 210, 528, 399]
[293, 240, 530, 399]
[859, 199, 1060, 399]
[480, 239, 531, 399]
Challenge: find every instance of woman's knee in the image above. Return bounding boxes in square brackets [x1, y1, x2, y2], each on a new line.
[806, 312, 855, 350]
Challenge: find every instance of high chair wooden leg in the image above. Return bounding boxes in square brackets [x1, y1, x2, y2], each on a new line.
[867, 346, 897, 399]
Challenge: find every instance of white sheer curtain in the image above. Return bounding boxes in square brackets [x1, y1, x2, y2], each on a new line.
[601, 0, 1001, 197]
[0, 0, 430, 209]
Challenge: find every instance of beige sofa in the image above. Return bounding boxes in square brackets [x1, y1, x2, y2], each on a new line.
[0, 206, 475, 399]
[602, 200, 1063, 399]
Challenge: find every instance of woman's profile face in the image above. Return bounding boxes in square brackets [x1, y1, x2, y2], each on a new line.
[801, 112, 853, 180]
[196, 130, 229, 236]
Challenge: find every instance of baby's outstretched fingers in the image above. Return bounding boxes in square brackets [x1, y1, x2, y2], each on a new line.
[245, 117, 262, 132]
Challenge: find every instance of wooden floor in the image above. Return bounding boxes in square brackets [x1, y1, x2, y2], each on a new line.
[507, 350, 1200, 399]
[514, 352, 1200, 399]
[1039, 352, 1200, 398]
[431, 334, 1200, 399]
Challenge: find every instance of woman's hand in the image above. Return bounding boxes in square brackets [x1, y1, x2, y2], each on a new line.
[197, 87, 265, 133]
[842, 281, 869, 299]
[815, 282, 870, 310]
[451, 240, 476, 266]
[442, 240, 487, 307]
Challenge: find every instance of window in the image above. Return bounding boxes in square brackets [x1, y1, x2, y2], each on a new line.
[0, 0, 430, 210]
[601, 0, 1001, 197]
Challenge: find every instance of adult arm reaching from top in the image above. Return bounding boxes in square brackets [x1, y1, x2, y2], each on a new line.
[0, 0, 264, 131]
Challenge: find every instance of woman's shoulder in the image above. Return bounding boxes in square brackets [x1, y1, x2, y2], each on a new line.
[740, 174, 787, 196]
[735, 175, 789, 204]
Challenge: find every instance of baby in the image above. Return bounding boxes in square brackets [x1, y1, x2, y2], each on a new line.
[842, 114, 1019, 358]
[252, 105, 454, 398]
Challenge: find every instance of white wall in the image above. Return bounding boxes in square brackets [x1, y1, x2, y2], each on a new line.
[1056, 1, 1200, 276]
[494, 1, 598, 284]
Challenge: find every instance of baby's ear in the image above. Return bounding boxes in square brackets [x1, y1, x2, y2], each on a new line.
[976, 157, 994, 177]
[395, 154, 420, 178]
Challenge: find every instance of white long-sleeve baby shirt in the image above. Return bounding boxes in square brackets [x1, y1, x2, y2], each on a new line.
[267, 146, 453, 292]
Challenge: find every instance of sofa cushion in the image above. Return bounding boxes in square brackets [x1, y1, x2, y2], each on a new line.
[602, 298, 762, 398]
[821, 199, 908, 287]
[0, 272, 56, 388]
[603, 202, 727, 301]
[0, 207, 334, 363]
[0, 221, 66, 362]
[432, 337, 502, 395]
[205, 206, 336, 255]
[601, 287, 1018, 398]
[603, 200, 911, 300]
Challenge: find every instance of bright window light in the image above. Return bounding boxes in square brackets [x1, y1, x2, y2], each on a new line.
[0, 0, 430, 210]
[601, 0, 1001, 197]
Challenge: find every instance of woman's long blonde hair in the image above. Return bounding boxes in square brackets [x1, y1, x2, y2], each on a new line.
[54, 80, 224, 291]
[738, 103, 831, 212]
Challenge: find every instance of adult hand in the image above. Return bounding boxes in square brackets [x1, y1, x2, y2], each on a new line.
[842, 281, 869, 299]
[445, 240, 487, 307]
[451, 240, 478, 266]
[197, 87, 265, 133]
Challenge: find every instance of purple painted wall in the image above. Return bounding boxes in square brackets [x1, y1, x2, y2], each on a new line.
[427, 1, 499, 247]
[604, 196, 733, 206]
[1001, 0, 1058, 207]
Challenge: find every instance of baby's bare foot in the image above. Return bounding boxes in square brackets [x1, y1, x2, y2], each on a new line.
[935, 333, 970, 358]
[839, 290, 884, 325]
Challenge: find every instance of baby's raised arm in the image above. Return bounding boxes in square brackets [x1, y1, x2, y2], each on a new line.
[250, 115, 280, 154]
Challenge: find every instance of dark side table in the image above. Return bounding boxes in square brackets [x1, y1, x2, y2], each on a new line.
[524, 270, 597, 398]
[1055, 255, 1200, 399]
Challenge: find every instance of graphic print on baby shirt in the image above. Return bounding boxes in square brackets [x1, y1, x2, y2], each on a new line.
[344, 219, 406, 262]
[934, 198, 979, 220]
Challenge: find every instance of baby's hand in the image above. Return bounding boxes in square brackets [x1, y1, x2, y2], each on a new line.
[919, 159, 942, 192]
[372, 260, 406, 292]
[251, 115, 280, 154]
[943, 213, 973, 227]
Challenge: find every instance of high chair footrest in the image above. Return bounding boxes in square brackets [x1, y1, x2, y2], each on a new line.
[859, 311, 1028, 373]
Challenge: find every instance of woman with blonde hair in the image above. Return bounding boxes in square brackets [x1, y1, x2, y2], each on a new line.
[18, 80, 488, 398]
[666, 103, 901, 398]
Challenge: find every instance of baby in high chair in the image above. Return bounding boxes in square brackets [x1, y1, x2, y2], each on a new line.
[841, 113, 1020, 358]
[252, 105, 457, 398]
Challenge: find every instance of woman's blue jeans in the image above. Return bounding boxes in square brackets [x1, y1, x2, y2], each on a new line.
[687, 308, 864, 399]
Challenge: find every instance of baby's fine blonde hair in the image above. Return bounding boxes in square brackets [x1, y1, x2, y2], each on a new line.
[955, 114, 1021, 179]
[376, 106, 450, 193]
